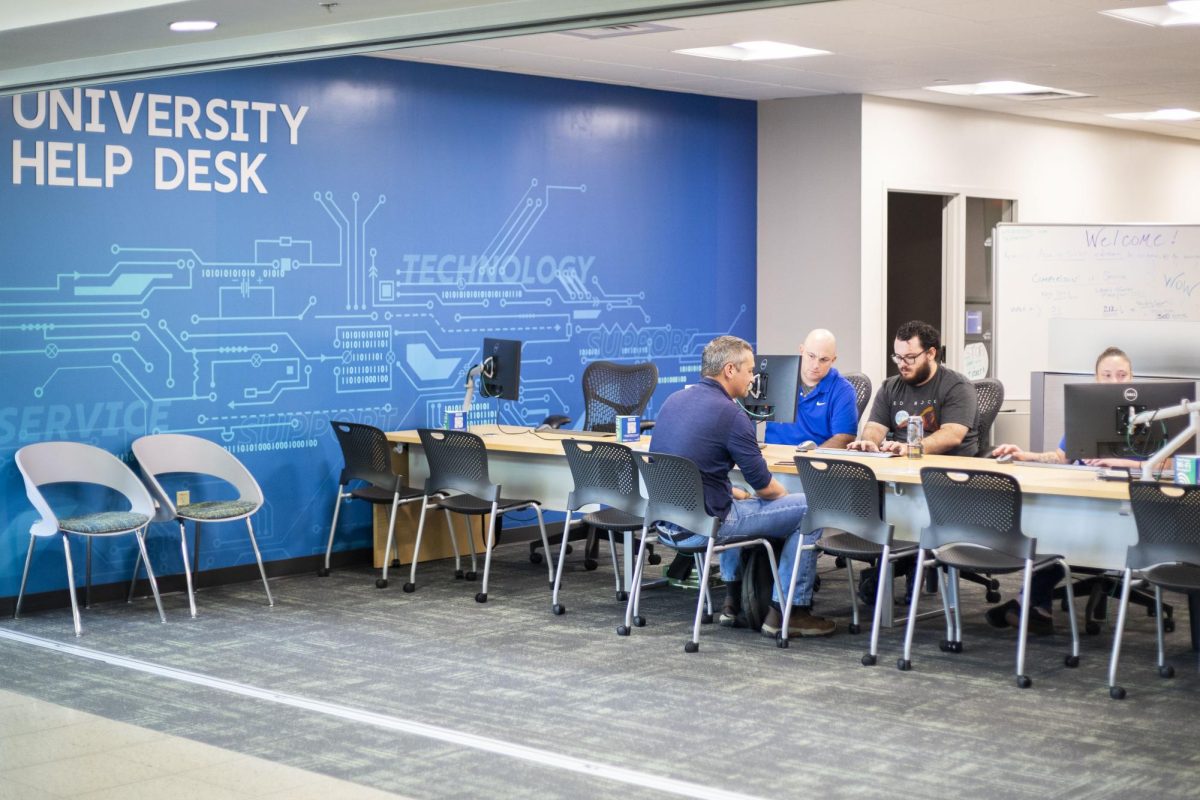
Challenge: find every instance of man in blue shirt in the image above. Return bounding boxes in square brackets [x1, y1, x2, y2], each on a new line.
[651, 335, 835, 637]
[764, 328, 859, 448]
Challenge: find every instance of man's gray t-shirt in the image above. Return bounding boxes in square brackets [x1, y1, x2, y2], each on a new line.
[868, 367, 979, 457]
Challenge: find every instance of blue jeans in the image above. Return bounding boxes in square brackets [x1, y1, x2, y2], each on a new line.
[661, 493, 818, 606]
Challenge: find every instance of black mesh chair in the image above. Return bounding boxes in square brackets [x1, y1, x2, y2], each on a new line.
[842, 371, 873, 424]
[973, 377, 1005, 454]
[792, 456, 917, 661]
[582, 360, 659, 433]
[406, 428, 551, 603]
[618, 452, 783, 653]
[323, 421, 428, 584]
[898, 467, 1080, 688]
[550, 440, 647, 615]
[1108, 482, 1200, 700]
[530, 359, 660, 567]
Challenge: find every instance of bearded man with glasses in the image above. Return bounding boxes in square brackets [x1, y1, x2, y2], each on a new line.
[848, 320, 980, 457]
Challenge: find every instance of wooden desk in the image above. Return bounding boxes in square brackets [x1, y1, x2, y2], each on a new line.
[384, 426, 649, 585]
[386, 428, 1195, 647]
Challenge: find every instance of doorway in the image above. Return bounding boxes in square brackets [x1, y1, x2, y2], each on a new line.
[885, 191, 947, 376]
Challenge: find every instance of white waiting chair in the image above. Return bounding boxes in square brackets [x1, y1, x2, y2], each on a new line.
[14, 442, 165, 636]
[131, 434, 272, 616]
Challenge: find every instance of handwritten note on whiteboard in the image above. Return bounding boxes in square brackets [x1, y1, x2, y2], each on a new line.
[994, 224, 1200, 400]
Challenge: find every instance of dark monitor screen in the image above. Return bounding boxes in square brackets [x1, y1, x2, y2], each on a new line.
[1064, 381, 1196, 461]
[740, 354, 800, 425]
[480, 338, 521, 401]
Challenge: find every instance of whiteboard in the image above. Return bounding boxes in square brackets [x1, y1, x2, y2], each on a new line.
[994, 223, 1200, 400]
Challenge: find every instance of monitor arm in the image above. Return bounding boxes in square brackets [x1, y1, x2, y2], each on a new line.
[1128, 399, 1200, 481]
[460, 356, 497, 416]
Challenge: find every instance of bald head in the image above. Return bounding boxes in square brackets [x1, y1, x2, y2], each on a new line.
[800, 328, 838, 387]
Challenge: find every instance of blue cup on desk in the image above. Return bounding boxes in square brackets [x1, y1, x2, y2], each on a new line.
[616, 415, 640, 442]
[444, 410, 466, 431]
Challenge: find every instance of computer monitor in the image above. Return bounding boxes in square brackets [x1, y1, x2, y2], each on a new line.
[740, 354, 800, 424]
[480, 337, 521, 401]
[1064, 381, 1196, 461]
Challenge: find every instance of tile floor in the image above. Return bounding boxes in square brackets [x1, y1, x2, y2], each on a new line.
[0, 689, 410, 800]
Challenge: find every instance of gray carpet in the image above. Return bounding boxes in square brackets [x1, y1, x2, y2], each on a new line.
[1, 544, 1198, 799]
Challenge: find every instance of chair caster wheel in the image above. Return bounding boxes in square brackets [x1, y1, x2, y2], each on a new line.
[1160, 665, 1175, 679]
[1164, 618, 1176, 633]
[985, 590, 1001, 603]
[617, 625, 630, 636]
[454, 569, 464, 579]
[402, 582, 415, 593]
[862, 653, 877, 666]
[633, 615, 646, 628]
[896, 659, 911, 672]
[391, 559, 400, 568]
[530, 552, 543, 565]
[375, 579, 388, 589]
[584, 559, 598, 571]
[1065, 654, 1080, 668]
[684, 641, 699, 653]
[1086, 621, 1101, 636]
[939, 639, 961, 653]
[777, 637, 789, 649]
[552, 603, 565, 616]
[1016, 675, 1032, 689]
[848, 623, 861, 635]
[648, 553, 662, 565]
[475, 592, 487, 603]
[1110, 685, 1126, 700]
[701, 613, 713, 625]
[465, 571, 477, 581]
[616, 591, 629, 602]
[317, 567, 330, 577]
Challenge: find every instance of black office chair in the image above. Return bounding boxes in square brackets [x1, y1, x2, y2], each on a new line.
[323, 421, 428, 583]
[1108, 482, 1200, 699]
[898, 466, 1080, 688]
[842, 371, 873, 424]
[618, 451, 783, 653]
[530, 360, 660, 567]
[792, 456, 918, 661]
[550, 440, 647, 614]
[405, 428, 551, 603]
[972, 377, 1004, 453]
[953, 378, 1009, 603]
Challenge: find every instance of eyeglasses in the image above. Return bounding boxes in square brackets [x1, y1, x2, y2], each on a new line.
[890, 347, 931, 366]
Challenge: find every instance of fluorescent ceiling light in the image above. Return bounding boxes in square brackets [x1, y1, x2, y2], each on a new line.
[673, 41, 830, 61]
[1100, 5, 1200, 26]
[924, 80, 1085, 97]
[1107, 108, 1200, 121]
[169, 20, 218, 32]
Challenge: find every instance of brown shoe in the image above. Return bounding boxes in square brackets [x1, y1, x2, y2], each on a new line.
[760, 605, 836, 638]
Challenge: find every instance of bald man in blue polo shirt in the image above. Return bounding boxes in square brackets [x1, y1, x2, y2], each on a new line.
[651, 335, 835, 638]
[764, 328, 859, 448]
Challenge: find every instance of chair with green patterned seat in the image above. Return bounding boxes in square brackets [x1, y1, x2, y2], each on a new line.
[14, 441, 166, 636]
[131, 433, 272, 616]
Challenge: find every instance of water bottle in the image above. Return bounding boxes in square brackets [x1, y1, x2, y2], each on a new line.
[906, 415, 924, 459]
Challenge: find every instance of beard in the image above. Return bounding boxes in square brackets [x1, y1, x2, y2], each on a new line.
[902, 359, 933, 386]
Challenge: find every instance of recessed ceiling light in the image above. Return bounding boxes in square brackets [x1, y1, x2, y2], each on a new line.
[1100, 5, 1200, 26]
[169, 20, 218, 32]
[1107, 108, 1200, 121]
[924, 80, 1086, 97]
[673, 41, 831, 62]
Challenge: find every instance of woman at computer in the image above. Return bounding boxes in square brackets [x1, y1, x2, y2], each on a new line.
[985, 346, 1133, 634]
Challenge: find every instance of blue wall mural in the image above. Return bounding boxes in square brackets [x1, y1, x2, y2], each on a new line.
[0, 56, 757, 597]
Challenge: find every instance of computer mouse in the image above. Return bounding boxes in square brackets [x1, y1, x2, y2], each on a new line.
[996, 453, 1014, 464]
[796, 440, 816, 453]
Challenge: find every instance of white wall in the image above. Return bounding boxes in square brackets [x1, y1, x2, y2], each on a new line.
[757, 94, 862, 364]
[859, 96, 1200, 385]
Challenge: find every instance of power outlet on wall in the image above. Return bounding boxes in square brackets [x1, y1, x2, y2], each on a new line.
[176, 490, 190, 507]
